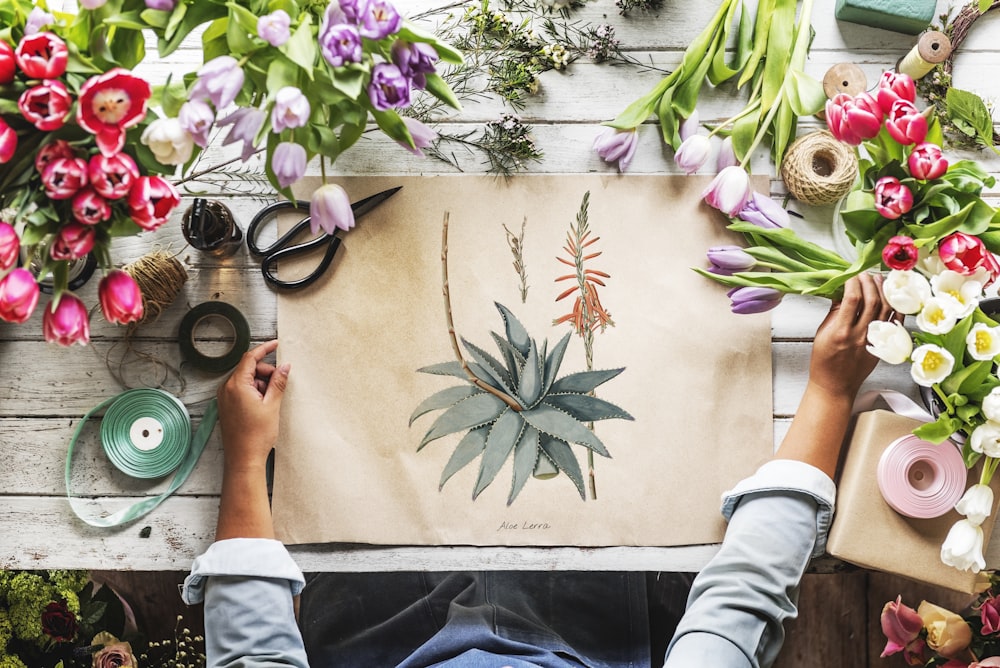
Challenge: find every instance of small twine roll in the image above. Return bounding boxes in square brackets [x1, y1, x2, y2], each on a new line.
[780, 131, 859, 206]
[122, 250, 188, 324]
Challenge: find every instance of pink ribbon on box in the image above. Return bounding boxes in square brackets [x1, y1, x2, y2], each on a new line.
[852, 390, 967, 519]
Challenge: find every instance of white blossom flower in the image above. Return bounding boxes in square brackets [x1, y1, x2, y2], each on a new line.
[971, 422, 1000, 457]
[916, 296, 960, 335]
[140, 118, 194, 166]
[931, 269, 983, 319]
[910, 344, 955, 387]
[884, 270, 931, 315]
[956, 484, 994, 525]
[940, 518, 985, 572]
[967, 323, 1000, 361]
[983, 387, 1000, 422]
[866, 320, 913, 364]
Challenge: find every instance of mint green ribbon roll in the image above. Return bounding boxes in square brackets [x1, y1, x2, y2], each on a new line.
[66, 389, 218, 528]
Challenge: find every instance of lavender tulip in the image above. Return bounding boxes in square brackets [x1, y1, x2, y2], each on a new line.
[399, 117, 437, 157]
[737, 191, 789, 228]
[311, 183, 354, 234]
[218, 108, 266, 161]
[144, 0, 176, 9]
[258, 10, 291, 47]
[178, 99, 215, 148]
[272, 86, 311, 132]
[702, 165, 751, 216]
[727, 286, 782, 314]
[272, 142, 307, 188]
[706, 245, 755, 275]
[678, 110, 700, 142]
[592, 127, 637, 172]
[358, 0, 401, 39]
[674, 135, 711, 174]
[25, 7, 55, 34]
[716, 136, 738, 171]
[367, 63, 410, 111]
[319, 4, 363, 67]
[190, 56, 244, 110]
[338, 0, 370, 23]
[392, 41, 438, 89]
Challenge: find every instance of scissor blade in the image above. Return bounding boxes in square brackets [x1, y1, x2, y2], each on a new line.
[351, 186, 403, 219]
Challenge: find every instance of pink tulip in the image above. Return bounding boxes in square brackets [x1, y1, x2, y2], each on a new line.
[99, 269, 144, 325]
[826, 92, 883, 145]
[35, 139, 75, 174]
[43, 294, 90, 346]
[874, 176, 913, 220]
[908, 142, 948, 180]
[0, 40, 14, 84]
[0, 117, 16, 163]
[41, 156, 88, 200]
[886, 99, 928, 146]
[128, 175, 180, 231]
[593, 127, 638, 173]
[882, 235, 919, 271]
[702, 166, 751, 216]
[310, 183, 354, 234]
[14, 32, 68, 79]
[716, 136, 738, 171]
[0, 222, 19, 270]
[18, 80, 71, 131]
[50, 222, 96, 261]
[88, 152, 139, 200]
[876, 70, 917, 116]
[880, 596, 926, 663]
[939, 232, 990, 275]
[71, 188, 111, 225]
[0, 268, 40, 324]
[971, 658, 1000, 667]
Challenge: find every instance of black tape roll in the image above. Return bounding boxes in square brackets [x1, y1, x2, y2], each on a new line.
[178, 301, 251, 373]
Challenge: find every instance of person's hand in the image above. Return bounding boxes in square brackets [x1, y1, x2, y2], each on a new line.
[216, 339, 290, 472]
[808, 272, 896, 399]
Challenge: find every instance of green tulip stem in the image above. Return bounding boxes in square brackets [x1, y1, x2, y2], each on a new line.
[932, 383, 955, 415]
[981, 456, 999, 486]
[706, 78, 765, 140]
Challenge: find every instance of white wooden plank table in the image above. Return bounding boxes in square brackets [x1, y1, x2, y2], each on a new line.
[3, 0, 1000, 571]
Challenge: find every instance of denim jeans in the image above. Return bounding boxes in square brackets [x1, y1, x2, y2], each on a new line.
[299, 571, 651, 667]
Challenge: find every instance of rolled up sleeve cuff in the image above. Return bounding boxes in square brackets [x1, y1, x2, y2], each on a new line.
[182, 538, 305, 605]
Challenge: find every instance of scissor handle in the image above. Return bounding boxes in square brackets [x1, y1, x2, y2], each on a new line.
[260, 234, 343, 290]
[246, 199, 312, 257]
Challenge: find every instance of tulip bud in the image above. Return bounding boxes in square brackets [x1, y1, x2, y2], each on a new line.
[706, 245, 755, 275]
[271, 86, 311, 133]
[874, 176, 913, 220]
[88, 152, 139, 200]
[310, 183, 354, 235]
[726, 285, 782, 314]
[271, 142, 307, 189]
[99, 270, 144, 325]
[50, 222, 96, 261]
[908, 142, 948, 180]
[674, 134, 711, 175]
[956, 483, 994, 525]
[191, 56, 245, 110]
[0, 268, 40, 324]
[882, 235, 918, 270]
[678, 110, 700, 142]
[258, 10, 292, 47]
[866, 320, 912, 365]
[41, 156, 88, 200]
[825, 92, 882, 145]
[43, 294, 90, 346]
[737, 191, 789, 228]
[35, 139, 76, 174]
[876, 70, 917, 116]
[971, 422, 1000, 458]
[716, 136, 738, 171]
[398, 117, 438, 158]
[702, 166, 751, 217]
[72, 188, 111, 226]
[592, 127, 638, 173]
[0, 222, 19, 270]
[886, 99, 928, 146]
[0, 117, 16, 164]
[18, 80, 72, 131]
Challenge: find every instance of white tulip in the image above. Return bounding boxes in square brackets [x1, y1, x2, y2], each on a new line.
[956, 483, 994, 525]
[931, 270, 983, 319]
[916, 296, 960, 335]
[884, 270, 931, 315]
[909, 344, 955, 387]
[983, 388, 1000, 422]
[866, 320, 913, 364]
[940, 518, 985, 572]
[140, 118, 194, 166]
[970, 422, 1000, 457]
[967, 323, 1000, 362]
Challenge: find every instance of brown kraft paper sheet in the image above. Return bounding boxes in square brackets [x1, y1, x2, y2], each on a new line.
[271, 174, 773, 547]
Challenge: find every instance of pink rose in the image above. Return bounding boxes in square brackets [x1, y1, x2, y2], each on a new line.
[92, 640, 138, 668]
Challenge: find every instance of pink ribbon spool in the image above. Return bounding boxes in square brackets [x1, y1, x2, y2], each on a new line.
[876, 435, 968, 519]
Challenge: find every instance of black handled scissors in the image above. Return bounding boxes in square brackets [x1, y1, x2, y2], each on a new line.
[246, 186, 402, 290]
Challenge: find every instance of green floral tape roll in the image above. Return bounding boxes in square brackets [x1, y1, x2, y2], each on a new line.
[178, 301, 251, 373]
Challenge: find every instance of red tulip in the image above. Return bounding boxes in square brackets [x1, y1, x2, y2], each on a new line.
[0, 40, 15, 84]
[874, 176, 913, 220]
[0, 268, 40, 324]
[71, 188, 111, 225]
[882, 235, 919, 271]
[88, 152, 139, 199]
[826, 92, 883, 145]
[908, 142, 948, 180]
[0, 117, 16, 163]
[885, 99, 928, 146]
[0, 222, 20, 270]
[41, 157, 88, 200]
[50, 222, 96, 261]
[35, 139, 76, 174]
[77, 68, 152, 156]
[876, 71, 916, 116]
[14, 32, 68, 79]
[128, 175, 180, 231]
[18, 79, 71, 131]
[43, 294, 90, 346]
[939, 232, 989, 275]
[99, 269, 144, 325]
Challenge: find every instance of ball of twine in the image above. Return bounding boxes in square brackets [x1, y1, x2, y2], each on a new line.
[122, 250, 188, 324]
[780, 131, 859, 206]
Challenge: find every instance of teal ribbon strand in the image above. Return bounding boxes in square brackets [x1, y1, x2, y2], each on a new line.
[65, 389, 218, 528]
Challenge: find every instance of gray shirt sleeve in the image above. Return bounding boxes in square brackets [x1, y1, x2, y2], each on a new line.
[662, 459, 836, 668]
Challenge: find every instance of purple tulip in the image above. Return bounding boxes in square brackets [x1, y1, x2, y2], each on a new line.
[258, 10, 291, 47]
[144, 0, 176, 9]
[737, 191, 789, 228]
[392, 41, 438, 89]
[678, 110, 700, 142]
[706, 245, 755, 275]
[24, 7, 55, 35]
[592, 127, 638, 173]
[399, 117, 437, 157]
[716, 136, 737, 171]
[0, 222, 20, 270]
[271, 86, 311, 133]
[178, 99, 215, 148]
[190, 56, 244, 110]
[367, 63, 410, 111]
[702, 165, 751, 217]
[674, 135, 711, 174]
[272, 142, 307, 188]
[310, 183, 355, 234]
[338, 0, 370, 23]
[358, 0, 400, 39]
[319, 19, 362, 67]
[218, 107, 266, 161]
[727, 286, 782, 314]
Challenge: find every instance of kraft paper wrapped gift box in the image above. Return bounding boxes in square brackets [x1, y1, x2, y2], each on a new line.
[828, 409, 1000, 593]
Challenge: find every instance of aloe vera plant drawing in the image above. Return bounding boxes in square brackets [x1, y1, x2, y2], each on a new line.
[409, 212, 633, 504]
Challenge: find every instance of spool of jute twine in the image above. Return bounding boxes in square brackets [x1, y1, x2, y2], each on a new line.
[122, 250, 188, 325]
[780, 131, 859, 206]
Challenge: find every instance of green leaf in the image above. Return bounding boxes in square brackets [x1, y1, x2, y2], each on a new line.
[496, 302, 530, 356]
[440, 426, 487, 490]
[981, 0, 993, 11]
[521, 405, 610, 457]
[947, 88, 995, 148]
[738, 0, 775, 88]
[474, 408, 524, 499]
[225, 1, 258, 34]
[410, 385, 482, 426]
[371, 109, 411, 145]
[760, 0, 795, 111]
[419, 393, 506, 449]
[549, 368, 624, 394]
[543, 394, 634, 422]
[731, 104, 760, 162]
[542, 332, 571, 395]
[331, 66, 366, 100]
[397, 22, 463, 64]
[539, 435, 585, 500]
[417, 361, 466, 378]
[283, 15, 316, 79]
[509, 426, 540, 504]
[491, 331, 524, 385]
[462, 337, 515, 394]
[656, 87, 679, 148]
[517, 340, 543, 407]
[160, 1, 227, 57]
[267, 54, 301, 93]
[913, 415, 964, 444]
[424, 73, 461, 111]
[785, 69, 825, 117]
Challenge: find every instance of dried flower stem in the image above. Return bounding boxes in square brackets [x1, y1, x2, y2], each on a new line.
[442, 212, 522, 411]
[504, 217, 529, 302]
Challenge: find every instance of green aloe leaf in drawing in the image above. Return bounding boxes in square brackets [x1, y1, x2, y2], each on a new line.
[411, 302, 633, 504]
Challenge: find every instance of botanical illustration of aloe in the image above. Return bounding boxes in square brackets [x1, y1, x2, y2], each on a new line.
[553, 191, 615, 500]
[409, 213, 633, 504]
